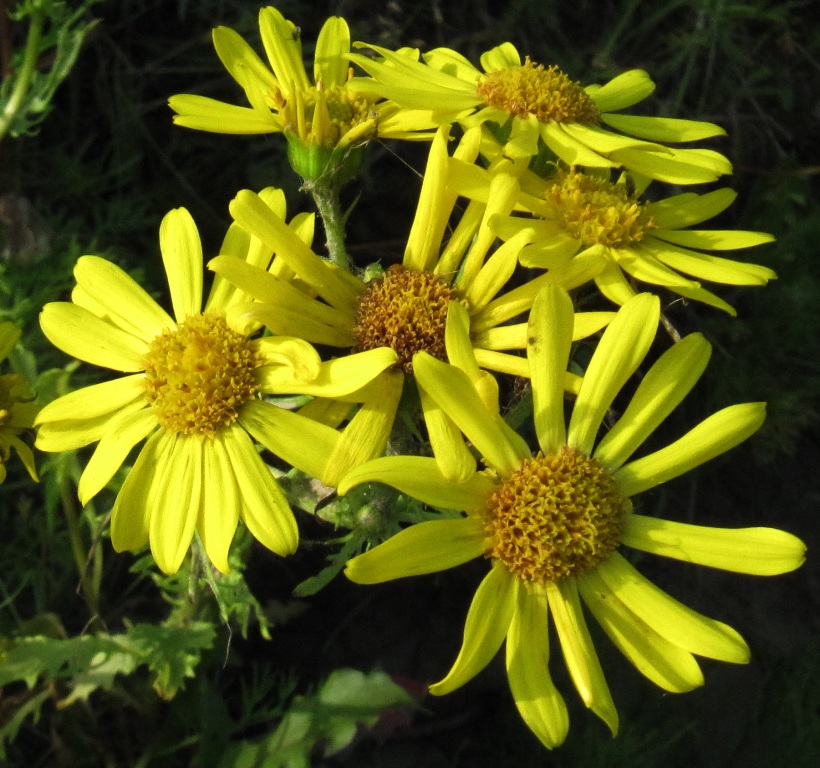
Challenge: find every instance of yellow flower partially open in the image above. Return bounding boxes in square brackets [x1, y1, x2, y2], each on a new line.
[169, 7, 440, 162]
[340, 285, 805, 748]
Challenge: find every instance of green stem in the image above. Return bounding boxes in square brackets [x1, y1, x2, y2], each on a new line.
[59, 473, 102, 626]
[309, 181, 350, 271]
[0, 9, 44, 141]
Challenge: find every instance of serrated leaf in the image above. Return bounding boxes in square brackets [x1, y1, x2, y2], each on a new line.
[123, 622, 216, 700]
[0, 635, 122, 689]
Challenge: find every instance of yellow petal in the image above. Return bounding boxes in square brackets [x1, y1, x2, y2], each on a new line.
[170, 95, 279, 134]
[601, 113, 725, 142]
[322, 370, 404, 486]
[568, 293, 660, 455]
[621, 515, 806, 575]
[579, 570, 704, 692]
[528, 285, 574, 454]
[610, 146, 731, 185]
[541, 123, 619, 169]
[615, 245, 699, 288]
[73, 256, 174, 343]
[314, 16, 350, 88]
[419, 382, 477, 483]
[258, 7, 311, 93]
[645, 188, 736, 229]
[78, 408, 157, 505]
[669, 281, 738, 315]
[614, 402, 766, 497]
[209, 255, 355, 332]
[653, 227, 774, 251]
[647, 239, 776, 285]
[221, 422, 298, 556]
[254, 337, 322, 382]
[344, 516, 487, 584]
[461, 172, 521, 288]
[593, 262, 637, 307]
[479, 42, 521, 72]
[404, 125, 452, 274]
[159, 208, 203, 321]
[110, 430, 170, 552]
[465, 229, 531, 313]
[36, 374, 146, 426]
[414, 352, 526, 475]
[588, 69, 654, 112]
[594, 333, 711, 471]
[597, 553, 750, 663]
[546, 579, 619, 736]
[198, 436, 241, 573]
[471, 248, 607, 332]
[506, 584, 569, 749]
[149, 436, 202, 574]
[238, 399, 340, 482]
[444, 301, 481, 382]
[229, 190, 360, 312]
[339, 455, 496, 511]
[431, 563, 517, 695]
[212, 25, 278, 95]
[258, 348, 398, 398]
[40, 303, 148, 372]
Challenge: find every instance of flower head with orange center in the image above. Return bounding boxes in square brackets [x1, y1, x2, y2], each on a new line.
[211, 126, 614, 484]
[0, 322, 38, 485]
[338, 284, 805, 748]
[347, 41, 732, 184]
[34, 207, 396, 574]
[487, 167, 777, 314]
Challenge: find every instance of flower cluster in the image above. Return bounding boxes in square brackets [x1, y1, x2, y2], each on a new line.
[32, 4, 805, 752]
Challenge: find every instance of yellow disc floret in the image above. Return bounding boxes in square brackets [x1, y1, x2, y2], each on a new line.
[273, 81, 374, 148]
[484, 447, 628, 584]
[353, 265, 457, 375]
[546, 169, 656, 248]
[143, 313, 260, 436]
[477, 58, 600, 125]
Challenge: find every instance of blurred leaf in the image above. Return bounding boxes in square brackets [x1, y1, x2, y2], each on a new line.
[218, 669, 416, 768]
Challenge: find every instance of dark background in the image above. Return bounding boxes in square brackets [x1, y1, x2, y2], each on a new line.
[2, 1, 819, 765]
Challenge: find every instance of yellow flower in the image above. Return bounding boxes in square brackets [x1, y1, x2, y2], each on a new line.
[0, 322, 38, 484]
[487, 167, 776, 314]
[34, 207, 396, 574]
[169, 7, 439, 181]
[339, 285, 805, 748]
[348, 42, 731, 184]
[213, 126, 613, 483]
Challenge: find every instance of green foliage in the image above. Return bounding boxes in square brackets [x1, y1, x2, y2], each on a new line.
[0, 0, 100, 141]
[217, 669, 416, 768]
[0, 621, 215, 758]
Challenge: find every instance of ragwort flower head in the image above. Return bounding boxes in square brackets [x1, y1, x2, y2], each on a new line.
[213, 126, 614, 484]
[169, 7, 438, 183]
[34, 207, 395, 574]
[491, 167, 776, 314]
[0, 322, 38, 484]
[339, 285, 805, 748]
[348, 41, 731, 184]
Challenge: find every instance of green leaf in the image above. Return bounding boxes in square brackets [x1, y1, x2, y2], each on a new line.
[123, 622, 216, 700]
[218, 669, 416, 768]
